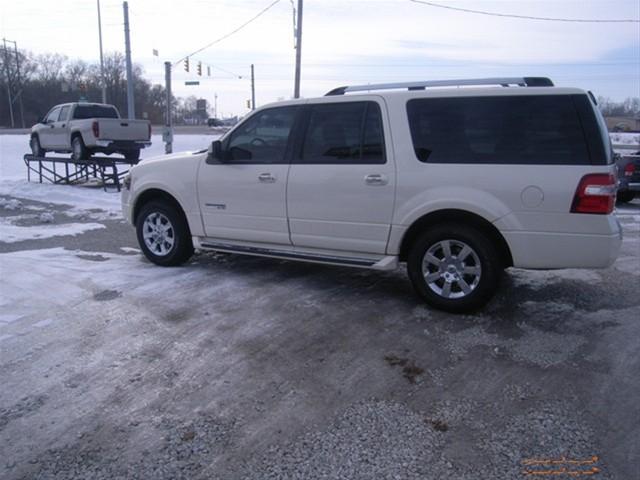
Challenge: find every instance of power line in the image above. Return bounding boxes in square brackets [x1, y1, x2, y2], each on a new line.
[173, 0, 281, 65]
[409, 0, 640, 23]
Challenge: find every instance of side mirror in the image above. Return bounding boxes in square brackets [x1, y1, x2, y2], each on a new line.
[207, 140, 228, 163]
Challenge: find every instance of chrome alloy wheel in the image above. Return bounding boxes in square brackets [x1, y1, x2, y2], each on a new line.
[142, 212, 175, 256]
[421, 239, 482, 299]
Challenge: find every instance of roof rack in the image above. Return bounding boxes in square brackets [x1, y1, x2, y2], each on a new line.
[324, 77, 554, 96]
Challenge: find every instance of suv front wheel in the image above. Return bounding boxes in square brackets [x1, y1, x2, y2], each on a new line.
[407, 224, 502, 313]
[136, 201, 194, 266]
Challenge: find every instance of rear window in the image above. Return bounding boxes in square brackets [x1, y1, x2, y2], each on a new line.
[73, 105, 119, 120]
[406, 95, 593, 165]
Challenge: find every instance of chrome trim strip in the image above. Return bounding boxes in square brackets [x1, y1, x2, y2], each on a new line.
[200, 242, 376, 267]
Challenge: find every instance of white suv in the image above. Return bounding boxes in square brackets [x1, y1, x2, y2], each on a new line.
[121, 77, 621, 312]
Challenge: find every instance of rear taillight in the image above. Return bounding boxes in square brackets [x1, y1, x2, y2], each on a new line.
[92, 121, 99, 138]
[624, 163, 635, 177]
[148, 123, 152, 140]
[571, 173, 616, 214]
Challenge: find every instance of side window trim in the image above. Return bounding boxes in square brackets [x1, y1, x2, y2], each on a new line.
[294, 100, 386, 165]
[223, 106, 300, 165]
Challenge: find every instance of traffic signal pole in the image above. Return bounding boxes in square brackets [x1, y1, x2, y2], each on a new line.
[164, 61, 173, 154]
[123, 1, 135, 118]
[293, 0, 303, 98]
[251, 64, 256, 110]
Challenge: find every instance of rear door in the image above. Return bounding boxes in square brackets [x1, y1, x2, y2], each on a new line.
[286, 99, 395, 254]
[197, 105, 300, 245]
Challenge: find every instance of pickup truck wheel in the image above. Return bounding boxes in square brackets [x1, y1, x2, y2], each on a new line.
[136, 201, 193, 266]
[124, 149, 141, 162]
[30, 135, 45, 157]
[407, 224, 502, 313]
[616, 190, 635, 203]
[71, 136, 90, 161]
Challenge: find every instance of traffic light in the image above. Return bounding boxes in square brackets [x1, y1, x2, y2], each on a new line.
[207, 66, 211, 77]
[246, 100, 251, 109]
[197, 61, 202, 76]
[184, 57, 189, 72]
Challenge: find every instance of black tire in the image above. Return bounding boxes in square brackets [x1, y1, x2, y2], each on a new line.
[616, 190, 635, 204]
[30, 135, 45, 157]
[71, 135, 90, 161]
[136, 201, 194, 266]
[407, 224, 502, 313]
[124, 149, 141, 162]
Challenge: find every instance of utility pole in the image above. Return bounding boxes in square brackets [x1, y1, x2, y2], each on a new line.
[250, 64, 256, 110]
[214, 93, 218, 119]
[2, 39, 14, 128]
[293, 0, 303, 98]
[123, 1, 135, 118]
[12, 41, 25, 128]
[164, 61, 173, 154]
[97, 0, 107, 103]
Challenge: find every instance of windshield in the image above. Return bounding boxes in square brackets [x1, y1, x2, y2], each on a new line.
[73, 105, 119, 120]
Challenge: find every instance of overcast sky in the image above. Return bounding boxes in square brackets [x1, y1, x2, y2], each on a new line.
[1, 0, 639, 117]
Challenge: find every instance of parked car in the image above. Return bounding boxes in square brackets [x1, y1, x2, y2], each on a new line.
[30, 102, 151, 162]
[615, 152, 640, 203]
[121, 77, 622, 312]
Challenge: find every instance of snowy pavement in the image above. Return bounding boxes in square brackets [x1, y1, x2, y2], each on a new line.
[1, 134, 639, 479]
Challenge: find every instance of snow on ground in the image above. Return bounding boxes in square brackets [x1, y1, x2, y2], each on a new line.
[0, 216, 105, 243]
[0, 247, 238, 339]
[0, 133, 218, 214]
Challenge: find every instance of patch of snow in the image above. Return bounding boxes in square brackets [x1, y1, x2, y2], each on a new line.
[0, 247, 240, 333]
[0, 197, 22, 210]
[38, 212, 55, 223]
[509, 268, 601, 290]
[0, 217, 105, 243]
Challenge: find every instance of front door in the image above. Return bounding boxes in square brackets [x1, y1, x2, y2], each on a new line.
[197, 105, 300, 245]
[39, 106, 61, 149]
[287, 99, 395, 254]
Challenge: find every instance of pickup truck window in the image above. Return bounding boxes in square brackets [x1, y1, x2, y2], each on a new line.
[45, 107, 61, 123]
[59, 106, 70, 122]
[299, 101, 385, 164]
[226, 106, 298, 164]
[73, 105, 119, 120]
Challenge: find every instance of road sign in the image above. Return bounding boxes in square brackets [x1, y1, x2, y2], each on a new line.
[185, 81, 200, 86]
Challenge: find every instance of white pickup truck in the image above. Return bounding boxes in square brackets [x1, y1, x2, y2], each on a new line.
[30, 102, 151, 162]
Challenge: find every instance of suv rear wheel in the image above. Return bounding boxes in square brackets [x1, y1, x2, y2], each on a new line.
[136, 201, 194, 266]
[407, 224, 502, 313]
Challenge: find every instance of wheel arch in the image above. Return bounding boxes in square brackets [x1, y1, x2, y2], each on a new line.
[132, 188, 190, 230]
[398, 209, 513, 267]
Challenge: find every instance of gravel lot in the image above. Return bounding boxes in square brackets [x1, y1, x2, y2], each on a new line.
[1, 186, 639, 479]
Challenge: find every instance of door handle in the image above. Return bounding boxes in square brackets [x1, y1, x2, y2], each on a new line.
[364, 174, 388, 186]
[258, 173, 276, 183]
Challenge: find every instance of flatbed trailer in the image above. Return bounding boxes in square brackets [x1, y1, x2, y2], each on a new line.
[23, 154, 138, 192]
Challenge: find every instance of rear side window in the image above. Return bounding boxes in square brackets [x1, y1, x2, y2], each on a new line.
[299, 101, 385, 164]
[406, 95, 591, 165]
[73, 105, 119, 119]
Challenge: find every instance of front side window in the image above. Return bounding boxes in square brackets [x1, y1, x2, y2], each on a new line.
[406, 95, 590, 165]
[58, 106, 70, 122]
[300, 101, 385, 164]
[45, 107, 61, 123]
[226, 106, 298, 164]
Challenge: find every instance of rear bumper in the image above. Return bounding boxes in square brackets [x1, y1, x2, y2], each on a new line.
[95, 140, 151, 149]
[503, 219, 622, 269]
